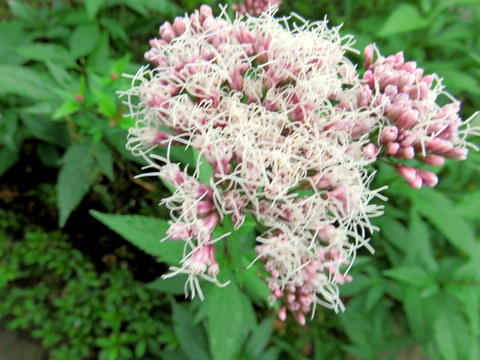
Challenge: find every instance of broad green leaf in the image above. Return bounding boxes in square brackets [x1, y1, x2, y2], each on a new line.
[21, 115, 70, 148]
[16, 44, 75, 67]
[393, 186, 477, 254]
[37, 143, 61, 167]
[383, 266, 432, 287]
[87, 32, 110, 74]
[70, 23, 100, 58]
[403, 288, 430, 340]
[0, 65, 53, 100]
[377, 4, 430, 37]
[0, 21, 30, 64]
[434, 313, 458, 360]
[100, 17, 129, 43]
[405, 211, 436, 272]
[93, 142, 114, 181]
[84, 0, 105, 20]
[0, 147, 19, 178]
[89, 211, 183, 264]
[172, 302, 210, 360]
[146, 275, 187, 295]
[245, 317, 275, 358]
[192, 148, 214, 185]
[206, 280, 247, 360]
[57, 143, 96, 226]
[53, 100, 81, 120]
[223, 215, 244, 278]
[8, 0, 37, 26]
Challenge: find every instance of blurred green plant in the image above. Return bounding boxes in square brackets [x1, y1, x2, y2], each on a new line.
[0, 212, 175, 360]
[0, 0, 184, 226]
[0, 1, 479, 360]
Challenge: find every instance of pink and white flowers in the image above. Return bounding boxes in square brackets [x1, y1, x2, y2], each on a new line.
[121, 6, 476, 324]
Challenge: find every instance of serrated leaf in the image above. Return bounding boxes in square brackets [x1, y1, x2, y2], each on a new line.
[21, 115, 70, 148]
[89, 211, 183, 264]
[84, 0, 105, 20]
[100, 17, 129, 43]
[206, 280, 247, 360]
[434, 313, 458, 360]
[172, 302, 210, 360]
[403, 287, 430, 340]
[377, 4, 430, 37]
[57, 143, 96, 226]
[8, 0, 37, 26]
[0, 147, 19, 178]
[94, 142, 114, 181]
[405, 211, 436, 272]
[70, 23, 100, 58]
[53, 100, 81, 120]
[87, 32, 110, 74]
[146, 275, 187, 295]
[0, 65, 53, 100]
[16, 43, 75, 67]
[246, 317, 275, 358]
[383, 266, 432, 287]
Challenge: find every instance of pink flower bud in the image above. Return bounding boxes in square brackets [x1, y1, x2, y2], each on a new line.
[444, 147, 468, 161]
[196, 201, 215, 217]
[417, 170, 438, 188]
[395, 164, 416, 183]
[363, 143, 378, 158]
[397, 146, 415, 160]
[408, 175, 423, 189]
[421, 155, 445, 166]
[364, 44, 374, 69]
[295, 312, 306, 326]
[380, 126, 398, 144]
[167, 222, 190, 241]
[386, 142, 400, 155]
[279, 307, 287, 321]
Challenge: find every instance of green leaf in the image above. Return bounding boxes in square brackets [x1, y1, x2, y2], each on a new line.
[100, 17, 129, 43]
[383, 266, 433, 287]
[16, 44, 75, 67]
[0, 147, 19, 178]
[206, 280, 247, 360]
[394, 186, 478, 254]
[172, 302, 210, 360]
[405, 211, 436, 272]
[21, 115, 70, 148]
[89, 211, 183, 264]
[84, 0, 105, 20]
[403, 287, 430, 340]
[245, 317, 275, 358]
[0, 65, 53, 100]
[377, 4, 430, 37]
[53, 100, 81, 120]
[70, 23, 100, 58]
[57, 143, 96, 226]
[0, 21, 30, 64]
[434, 313, 458, 360]
[146, 275, 187, 295]
[87, 32, 110, 74]
[93, 142, 114, 180]
[8, 0, 37, 26]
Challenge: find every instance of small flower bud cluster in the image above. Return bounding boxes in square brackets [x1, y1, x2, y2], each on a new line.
[233, 0, 281, 16]
[359, 44, 476, 188]
[122, 6, 476, 324]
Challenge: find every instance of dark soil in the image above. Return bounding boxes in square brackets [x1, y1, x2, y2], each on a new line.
[0, 140, 169, 282]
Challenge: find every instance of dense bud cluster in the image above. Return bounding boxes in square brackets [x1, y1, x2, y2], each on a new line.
[121, 6, 475, 323]
[358, 45, 476, 188]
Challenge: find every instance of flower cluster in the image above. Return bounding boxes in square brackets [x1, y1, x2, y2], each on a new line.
[233, 0, 282, 16]
[358, 45, 476, 188]
[121, 6, 475, 324]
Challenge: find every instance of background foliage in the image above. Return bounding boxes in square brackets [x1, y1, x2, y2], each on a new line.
[0, 0, 479, 359]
